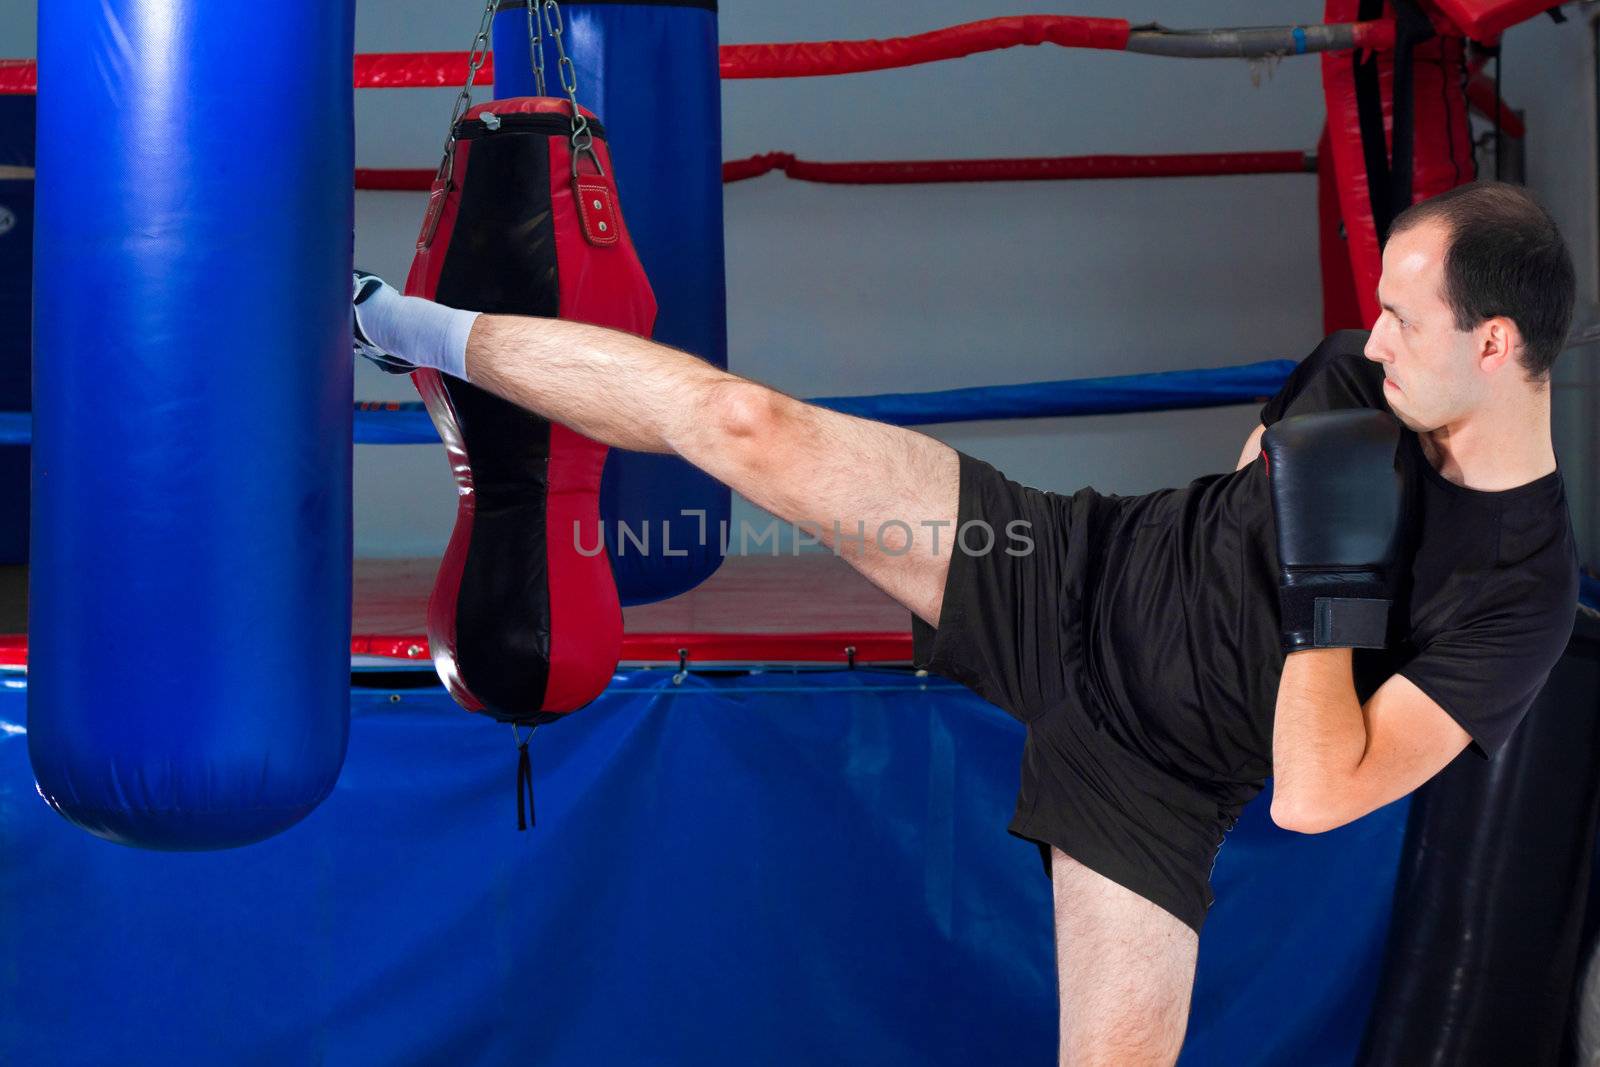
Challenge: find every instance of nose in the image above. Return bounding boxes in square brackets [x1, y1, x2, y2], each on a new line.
[1363, 319, 1393, 364]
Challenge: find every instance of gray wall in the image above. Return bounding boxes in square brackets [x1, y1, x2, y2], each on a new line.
[1508, 13, 1600, 561]
[356, 0, 1330, 556]
[3, 3, 1594, 560]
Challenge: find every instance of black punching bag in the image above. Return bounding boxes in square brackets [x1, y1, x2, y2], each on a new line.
[1357, 611, 1600, 1066]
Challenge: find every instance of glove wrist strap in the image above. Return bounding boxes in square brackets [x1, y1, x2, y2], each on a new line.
[1279, 576, 1390, 653]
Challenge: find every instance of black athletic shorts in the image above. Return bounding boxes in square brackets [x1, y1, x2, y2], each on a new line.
[913, 452, 1236, 934]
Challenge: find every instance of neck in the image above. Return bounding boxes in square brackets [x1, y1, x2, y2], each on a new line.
[1420, 387, 1556, 491]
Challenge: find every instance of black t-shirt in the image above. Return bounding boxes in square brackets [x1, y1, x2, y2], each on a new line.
[1259, 331, 1578, 746]
[1060, 331, 1576, 802]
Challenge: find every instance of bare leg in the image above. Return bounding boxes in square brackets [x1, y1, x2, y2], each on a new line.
[464, 313, 959, 624]
[1051, 847, 1197, 1066]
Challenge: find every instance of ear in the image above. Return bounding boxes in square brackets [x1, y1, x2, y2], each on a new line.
[1476, 316, 1521, 374]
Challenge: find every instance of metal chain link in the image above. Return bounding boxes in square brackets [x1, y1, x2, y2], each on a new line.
[540, 0, 601, 174]
[526, 0, 547, 98]
[434, 0, 500, 183]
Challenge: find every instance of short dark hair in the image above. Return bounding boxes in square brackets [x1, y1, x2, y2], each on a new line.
[1389, 181, 1576, 380]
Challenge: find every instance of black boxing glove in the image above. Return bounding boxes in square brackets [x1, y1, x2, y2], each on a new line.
[1261, 409, 1404, 654]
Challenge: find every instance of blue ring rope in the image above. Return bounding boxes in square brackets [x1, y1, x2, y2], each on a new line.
[0, 359, 1297, 447]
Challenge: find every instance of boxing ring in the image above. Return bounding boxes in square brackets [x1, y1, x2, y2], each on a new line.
[2, 3, 1599, 1065]
[0, 557, 1415, 1066]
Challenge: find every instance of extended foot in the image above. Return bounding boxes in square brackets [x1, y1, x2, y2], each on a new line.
[352, 270, 419, 374]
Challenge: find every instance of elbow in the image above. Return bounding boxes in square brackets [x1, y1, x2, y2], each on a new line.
[1269, 793, 1344, 835]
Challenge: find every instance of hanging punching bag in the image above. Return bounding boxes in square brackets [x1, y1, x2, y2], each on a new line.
[493, 0, 728, 606]
[405, 97, 653, 723]
[29, 0, 355, 848]
[1357, 615, 1600, 1065]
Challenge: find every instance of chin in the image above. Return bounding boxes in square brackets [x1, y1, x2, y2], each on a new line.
[1392, 409, 1440, 434]
[1384, 398, 1429, 433]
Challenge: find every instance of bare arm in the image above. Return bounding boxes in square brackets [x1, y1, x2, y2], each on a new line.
[1236, 424, 1266, 470]
[464, 314, 959, 623]
[1270, 649, 1471, 833]
[1254, 415, 1469, 830]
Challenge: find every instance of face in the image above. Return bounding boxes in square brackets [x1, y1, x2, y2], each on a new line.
[1363, 219, 1490, 432]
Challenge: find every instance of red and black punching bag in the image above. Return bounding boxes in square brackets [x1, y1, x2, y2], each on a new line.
[405, 99, 656, 723]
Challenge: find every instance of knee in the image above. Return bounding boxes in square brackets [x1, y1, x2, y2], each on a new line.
[696, 381, 799, 473]
[1059, 1022, 1185, 1067]
[706, 380, 787, 442]
[1058, 1005, 1188, 1067]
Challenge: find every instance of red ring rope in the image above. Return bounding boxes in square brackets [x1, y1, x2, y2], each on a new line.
[357, 152, 1317, 191]
[721, 151, 1316, 185]
[0, 16, 1411, 95]
[719, 16, 1130, 79]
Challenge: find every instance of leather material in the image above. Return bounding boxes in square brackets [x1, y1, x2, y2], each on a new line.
[1263, 409, 1403, 651]
[1320, 0, 1474, 329]
[1357, 614, 1600, 1066]
[28, 0, 354, 848]
[405, 98, 656, 721]
[1423, 0, 1552, 40]
[492, 5, 730, 607]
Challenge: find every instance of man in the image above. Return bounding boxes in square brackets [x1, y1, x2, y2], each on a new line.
[352, 181, 1578, 1064]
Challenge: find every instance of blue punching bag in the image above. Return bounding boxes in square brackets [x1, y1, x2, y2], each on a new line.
[29, 1, 355, 848]
[493, 0, 728, 605]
